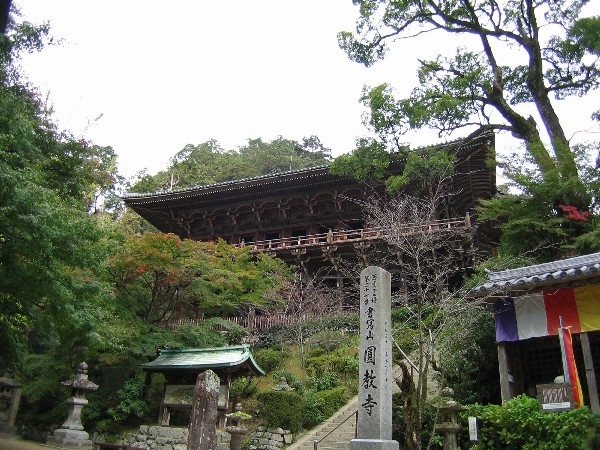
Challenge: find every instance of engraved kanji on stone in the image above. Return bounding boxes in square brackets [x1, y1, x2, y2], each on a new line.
[361, 394, 378, 416]
[367, 306, 374, 318]
[364, 346, 376, 365]
[362, 369, 378, 389]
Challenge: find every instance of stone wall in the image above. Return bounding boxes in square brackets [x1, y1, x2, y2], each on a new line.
[249, 426, 293, 450]
[114, 425, 230, 450]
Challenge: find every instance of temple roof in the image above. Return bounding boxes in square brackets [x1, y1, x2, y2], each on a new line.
[471, 252, 600, 296]
[123, 165, 342, 207]
[123, 130, 493, 205]
[140, 344, 265, 376]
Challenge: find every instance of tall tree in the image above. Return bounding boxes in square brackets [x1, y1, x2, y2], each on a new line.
[338, 0, 599, 259]
[0, 15, 119, 368]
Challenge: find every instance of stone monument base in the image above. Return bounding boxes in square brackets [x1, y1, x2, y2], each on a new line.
[351, 438, 400, 450]
[46, 428, 93, 450]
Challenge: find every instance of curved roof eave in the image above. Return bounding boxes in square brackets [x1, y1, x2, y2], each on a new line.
[470, 252, 600, 297]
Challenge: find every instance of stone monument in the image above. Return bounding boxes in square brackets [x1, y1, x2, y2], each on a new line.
[0, 371, 21, 435]
[351, 266, 400, 450]
[46, 362, 98, 450]
[188, 369, 220, 450]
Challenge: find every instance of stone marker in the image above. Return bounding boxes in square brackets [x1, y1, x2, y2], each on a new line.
[351, 266, 399, 450]
[188, 369, 220, 450]
[46, 362, 98, 450]
[0, 371, 22, 435]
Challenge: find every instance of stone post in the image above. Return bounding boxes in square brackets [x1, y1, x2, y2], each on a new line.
[46, 362, 98, 450]
[0, 371, 22, 435]
[351, 266, 400, 450]
[188, 369, 220, 450]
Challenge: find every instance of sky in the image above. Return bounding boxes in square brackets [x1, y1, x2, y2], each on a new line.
[14, 1, 600, 179]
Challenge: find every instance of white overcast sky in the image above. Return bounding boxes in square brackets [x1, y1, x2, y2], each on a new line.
[14, 1, 600, 179]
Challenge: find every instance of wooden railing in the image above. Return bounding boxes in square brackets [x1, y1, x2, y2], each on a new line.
[239, 214, 471, 253]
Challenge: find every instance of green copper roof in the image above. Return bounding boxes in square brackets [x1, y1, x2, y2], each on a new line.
[140, 344, 265, 376]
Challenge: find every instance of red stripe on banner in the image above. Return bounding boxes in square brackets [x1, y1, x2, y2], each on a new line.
[564, 328, 584, 407]
[544, 288, 581, 334]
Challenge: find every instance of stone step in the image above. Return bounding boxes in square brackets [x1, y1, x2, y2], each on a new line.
[319, 444, 351, 450]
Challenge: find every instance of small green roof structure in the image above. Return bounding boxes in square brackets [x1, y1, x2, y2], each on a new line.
[140, 344, 265, 377]
[141, 345, 264, 427]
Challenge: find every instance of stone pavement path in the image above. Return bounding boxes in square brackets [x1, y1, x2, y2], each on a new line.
[0, 436, 49, 450]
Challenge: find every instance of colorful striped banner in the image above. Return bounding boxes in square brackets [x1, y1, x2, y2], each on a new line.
[494, 284, 600, 342]
[559, 324, 584, 407]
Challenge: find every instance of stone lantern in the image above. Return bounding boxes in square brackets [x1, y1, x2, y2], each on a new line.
[433, 387, 464, 450]
[46, 362, 98, 450]
[0, 371, 22, 435]
[225, 403, 252, 450]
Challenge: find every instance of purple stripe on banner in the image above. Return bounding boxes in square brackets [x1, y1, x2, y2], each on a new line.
[494, 298, 519, 342]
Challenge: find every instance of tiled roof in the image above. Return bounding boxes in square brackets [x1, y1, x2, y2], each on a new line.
[124, 164, 331, 199]
[140, 344, 265, 375]
[471, 252, 600, 296]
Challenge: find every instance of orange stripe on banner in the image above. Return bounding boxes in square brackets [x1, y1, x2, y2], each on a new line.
[575, 284, 600, 332]
[564, 328, 584, 407]
[545, 288, 581, 334]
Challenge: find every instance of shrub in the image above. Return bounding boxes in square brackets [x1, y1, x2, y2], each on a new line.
[254, 347, 283, 373]
[464, 395, 600, 450]
[302, 387, 349, 429]
[303, 393, 325, 428]
[257, 391, 305, 433]
[313, 386, 349, 418]
[107, 380, 148, 422]
[306, 372, 338, 392]
[230, 376, 259, 399]
[335, 355, 359, 375]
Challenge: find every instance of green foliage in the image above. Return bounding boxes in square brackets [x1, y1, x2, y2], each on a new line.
[252, 313, 359, 347]
[306, 372, 338, 392]
[130, 136, 332, 193]
[230, 376, 260, 400]
[253, 347, 284, 373]
[436, 306, 500, 404]
[106, 380, 149, 423]
[302, 393, 325, 428]
[257, 390, 305, 433]
[306, 330, 347, 352]
[330, 137, 391, 184]
[339, 0, 599, 262]
[106, 233, 292, 324]
[464, 395, 600, 450]
[303, 386, 349, 429]
[392, 392, 440, 449]
[311, 386, 348, 418]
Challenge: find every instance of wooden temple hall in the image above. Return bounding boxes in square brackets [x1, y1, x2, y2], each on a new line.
[124, 131, 496, 284]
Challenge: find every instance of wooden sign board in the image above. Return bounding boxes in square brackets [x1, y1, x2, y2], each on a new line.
[536, 383, 574, 413]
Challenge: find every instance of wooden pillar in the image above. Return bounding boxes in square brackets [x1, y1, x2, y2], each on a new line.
[580, 332, 600, 414]
[497, 342, 512, 403]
